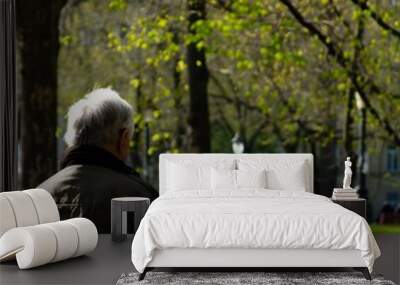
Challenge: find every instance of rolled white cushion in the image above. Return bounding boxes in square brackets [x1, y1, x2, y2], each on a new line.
[0, 196, 17, 237]
[23, 189, 59, 224]
[0, 191, 39, 227]
[0, 226, 57, 269]
[42, 221, 79, 262]
[0, 189, 59, 239]
[65, 218, 98, 257]
[0, 218, 98, 269]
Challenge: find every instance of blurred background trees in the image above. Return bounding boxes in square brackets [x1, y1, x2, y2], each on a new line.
[17, 0, 400, 219]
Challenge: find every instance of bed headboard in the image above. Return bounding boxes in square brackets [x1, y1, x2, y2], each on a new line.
[159, 153, 314, 195]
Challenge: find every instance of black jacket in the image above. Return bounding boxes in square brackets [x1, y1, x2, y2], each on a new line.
[38, 145, 158, 233]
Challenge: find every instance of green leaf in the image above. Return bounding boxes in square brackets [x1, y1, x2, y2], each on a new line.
[108, 0, 127, 11]
[176, 60, 187, 72]
[130, 78, 140, 89]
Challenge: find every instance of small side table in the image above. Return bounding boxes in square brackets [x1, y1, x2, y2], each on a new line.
[332, 198, 366, 219]
[111, 197, 150, 242]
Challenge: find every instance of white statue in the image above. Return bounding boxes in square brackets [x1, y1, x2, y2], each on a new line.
[342, 157, 352, 189]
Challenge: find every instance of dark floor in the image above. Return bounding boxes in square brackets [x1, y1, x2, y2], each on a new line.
[0, 235, 134, 285]
[373, 234, 400, 284]
[1, 234, 398, 285]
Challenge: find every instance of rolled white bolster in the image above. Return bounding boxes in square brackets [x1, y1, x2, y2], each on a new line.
[23, 189, 60, 224]
[0, 226, 57, 269]
[65, 218, 98, 257]
[0, 196, 17, 237]
[1, 191, 39, 227]
[0, 218, 98, 269]
[42, 221, 79, 262]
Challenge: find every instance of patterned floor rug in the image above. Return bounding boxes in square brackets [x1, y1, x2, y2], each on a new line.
[116, 271, 396, 285]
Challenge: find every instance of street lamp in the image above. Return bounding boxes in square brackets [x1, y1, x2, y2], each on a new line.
[355, 92, 368, 199]
[231, 133, 244, 154]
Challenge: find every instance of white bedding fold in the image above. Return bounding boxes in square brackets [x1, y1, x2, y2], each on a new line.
[131, 190, 380, 273]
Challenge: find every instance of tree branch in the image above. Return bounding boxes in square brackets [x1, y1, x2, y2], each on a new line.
[279, 0, 347, 66]
[328, 0, 352, 32]
[247, 117, 270, 152]
[350, 0, 400, 40]
[210, 92, 262, 113]
[279, 0, 400, 145]
[264, 74, 321, 139]
[214, 99, 235, 135]
[216, 0, 233, 12]
[209, 74, 263, 113]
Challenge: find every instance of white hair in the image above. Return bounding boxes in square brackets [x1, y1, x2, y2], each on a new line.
[64, 88, 133, 147]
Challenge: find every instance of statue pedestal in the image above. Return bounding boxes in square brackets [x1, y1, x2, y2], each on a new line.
[332, 188, 359, 200]
[333, 188, 357, 192]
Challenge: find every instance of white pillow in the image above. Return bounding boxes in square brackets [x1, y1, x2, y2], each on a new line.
[167, 162, 210, 191]
[166, 159, 235, 192]
[237, 169, 267, 188]
[211, 168, 236, 190]
[238, 159, 308, 191]
[211, 169, 267, 191]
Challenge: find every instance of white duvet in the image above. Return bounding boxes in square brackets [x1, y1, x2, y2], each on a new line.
[131, 190, 380, 273]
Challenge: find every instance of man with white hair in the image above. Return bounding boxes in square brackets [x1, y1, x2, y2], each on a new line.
[39, 88, 158, 233]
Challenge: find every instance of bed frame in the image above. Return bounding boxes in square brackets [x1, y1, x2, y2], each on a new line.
[138, 154, 371, 281]
[140, 248, 370, 280]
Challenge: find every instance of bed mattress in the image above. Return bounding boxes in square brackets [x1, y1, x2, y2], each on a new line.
[131, 190, 380, 273]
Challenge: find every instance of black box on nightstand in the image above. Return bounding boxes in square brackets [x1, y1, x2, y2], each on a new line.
[331, 198, 366, 219]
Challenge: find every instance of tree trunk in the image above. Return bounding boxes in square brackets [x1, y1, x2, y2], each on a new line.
[173, 63, 186, 150]
[344, 88, 358, 182]
[186, 0, 210, 152]
[344, 89, 354, 155]
[172, 30, 185, 151]
[16, 0, 67, 188]
[0, 0, 18, 191]
[344, 15, 364, 186]
[315, 140, 338, 197]
[130, 74, 143, 171]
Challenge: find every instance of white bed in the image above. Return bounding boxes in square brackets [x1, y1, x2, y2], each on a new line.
[131, 154, 380, 280]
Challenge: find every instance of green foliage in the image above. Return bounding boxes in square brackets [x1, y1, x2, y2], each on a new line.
[108, 0, 127, 11]
[58, 0, 400, 173]
[370, 224, 400, 234]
